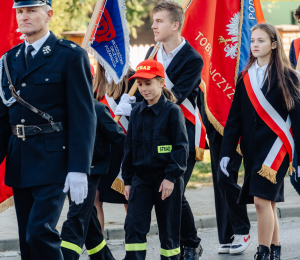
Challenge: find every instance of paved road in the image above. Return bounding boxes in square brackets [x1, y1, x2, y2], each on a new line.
[2, 217, 300, 260]
[1, 177, 300, 242]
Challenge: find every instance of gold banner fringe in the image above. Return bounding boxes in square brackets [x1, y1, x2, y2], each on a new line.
[195, 146, 205, 161]
[258, 164, 277, 184]
[111, 178, 125, 195]
[288, 162, 295, 176]
[201, 80, 243, 156]
[234, 0, 245, 84]
[0, 196, 14, 214]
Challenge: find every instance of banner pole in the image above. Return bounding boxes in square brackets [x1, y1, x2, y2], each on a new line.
[81, 0, 106, 50]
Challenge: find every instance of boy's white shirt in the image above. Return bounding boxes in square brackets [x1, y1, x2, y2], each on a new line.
[161, 37, 186, 69]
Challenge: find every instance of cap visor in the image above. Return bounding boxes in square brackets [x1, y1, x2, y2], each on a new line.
[13, 1, 47, 8]
[129, 72, 156, 81]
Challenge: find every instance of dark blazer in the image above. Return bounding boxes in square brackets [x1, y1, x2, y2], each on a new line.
[145, 41, 203, 152]
[92, 99, 125, 175]
[289, 39, 297, 69]
[0, 32, 96, 188]
[220, 66, 300, 203]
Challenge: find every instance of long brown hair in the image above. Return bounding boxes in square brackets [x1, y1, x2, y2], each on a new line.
[243, 23, 300, 110]
[154, 76, 177, 103]
[93, 62, 131, 100]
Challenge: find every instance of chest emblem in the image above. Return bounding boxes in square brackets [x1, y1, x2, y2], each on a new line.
[16, 49, 21, 58]
[158, 145, 172, 153]
[43, 46, 51, 54]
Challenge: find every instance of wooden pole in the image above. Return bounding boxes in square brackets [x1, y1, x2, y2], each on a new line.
[113, 0, 192, 122]
[81, 0, 106, 49]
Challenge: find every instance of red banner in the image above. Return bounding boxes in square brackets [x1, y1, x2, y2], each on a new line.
[0, 0, 23, 212]
[182, 0, 241, 134]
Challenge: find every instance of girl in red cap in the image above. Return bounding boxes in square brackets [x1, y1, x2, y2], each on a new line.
[121, 59, 189, 260]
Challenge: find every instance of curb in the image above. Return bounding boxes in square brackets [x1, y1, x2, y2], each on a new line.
[1, 205, 299, 251]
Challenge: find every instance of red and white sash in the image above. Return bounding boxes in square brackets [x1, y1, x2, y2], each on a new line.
[100, 94, 129, 134]
[156, 47, 206, 161]
[243, 65, 295, 184]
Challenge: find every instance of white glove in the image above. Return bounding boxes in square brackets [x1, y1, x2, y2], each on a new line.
[119, 93, 136, 104]
[298, 166, 300, 178]
[115, 103, 132, 116]
[220, 157, 230, 177]
[63, 172, 88, 205]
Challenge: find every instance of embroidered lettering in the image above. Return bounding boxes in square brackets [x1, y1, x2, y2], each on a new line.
[158, 145, 172, 153]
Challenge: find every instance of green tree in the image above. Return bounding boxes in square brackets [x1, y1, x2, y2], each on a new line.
[49, 0, 147, 39]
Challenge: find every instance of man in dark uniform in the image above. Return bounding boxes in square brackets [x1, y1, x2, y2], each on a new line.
[0, 1, 96, 259]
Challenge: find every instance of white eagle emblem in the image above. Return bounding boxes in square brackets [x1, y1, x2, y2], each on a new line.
[70, 43, 77, 48]
[43, 46, 51, 54]
[218, 12, 240, 59]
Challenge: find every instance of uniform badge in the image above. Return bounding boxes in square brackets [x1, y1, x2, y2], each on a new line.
[70, 44, 77, 48]
[42, 46, 51, 54]
[16, 49, 21, 58]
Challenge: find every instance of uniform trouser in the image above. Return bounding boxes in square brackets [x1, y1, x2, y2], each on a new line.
[13, 184, 66, 260]
[180, 152, 201, 248]
[209, 133, 250, 244]
[124, 174, 184, 260]
[61, 175, 114, 260]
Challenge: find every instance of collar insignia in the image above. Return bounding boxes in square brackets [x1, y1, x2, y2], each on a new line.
[70, 43, 76, 48]
[16, 49, 21, 57]
[43, 46, 51, 54]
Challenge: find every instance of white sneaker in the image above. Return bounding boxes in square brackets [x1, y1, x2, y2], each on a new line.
[218, 243, 231, 254]
[230, 234, 251, 254]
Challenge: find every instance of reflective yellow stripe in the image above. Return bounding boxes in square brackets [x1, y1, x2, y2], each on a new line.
[87, 239, 107, 255]
[61, 241, 82, 255]
[160, 247, 180, 257]
[125, 243, 147, 251]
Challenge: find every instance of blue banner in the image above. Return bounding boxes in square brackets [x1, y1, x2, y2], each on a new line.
[89, 0, 129, 84]
[238, 0, 264, 74]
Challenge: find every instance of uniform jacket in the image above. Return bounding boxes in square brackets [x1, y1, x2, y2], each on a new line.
[220, 66, 300, 203]
[92, 99, 125, 175]
[289, 39, 298, 68]
[122, 94, 189, 186]
[145, 42, 203, 152]
[0, 32, 96, 188]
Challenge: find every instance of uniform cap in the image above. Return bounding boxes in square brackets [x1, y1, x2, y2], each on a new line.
[13, 0, 52, 8]
[129, 59, 165, 81]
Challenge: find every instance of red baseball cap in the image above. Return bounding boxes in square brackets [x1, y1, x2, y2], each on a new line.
[129, 59, 165, 81]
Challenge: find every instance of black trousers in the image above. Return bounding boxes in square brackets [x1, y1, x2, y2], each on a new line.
[61, 175, 114, 260]
[13, 184, 66, 260]
[124, 174, 184, 260]
[209, 133, 250, 244]
[180, 152, 201, 248]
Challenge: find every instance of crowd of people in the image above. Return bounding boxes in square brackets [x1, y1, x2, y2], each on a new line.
[1, 0, 300, 260]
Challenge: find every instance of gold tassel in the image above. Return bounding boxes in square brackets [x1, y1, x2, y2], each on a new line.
[0, 196, 14, 214]
[111, 178, 125, 195]
[288, 162, 295, 176]
[258, 165, 277, 184]
[195, 146, 205, 161]
[201, 80, 243, 156]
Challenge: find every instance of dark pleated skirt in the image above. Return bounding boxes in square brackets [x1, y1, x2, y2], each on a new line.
[98, 145, 128, 204]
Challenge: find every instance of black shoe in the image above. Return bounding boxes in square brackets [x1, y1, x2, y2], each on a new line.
[180, 244, 184, 260]
[270, 244, 281, 260]
[183, 244, 203, 260]
[254, 245, 270, 260]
